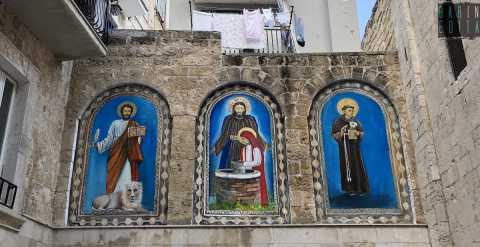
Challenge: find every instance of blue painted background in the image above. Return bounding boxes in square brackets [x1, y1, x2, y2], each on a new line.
[208, 94, 274, 204]
[82, 95, 158, 214]
[321, 92, 398, 209]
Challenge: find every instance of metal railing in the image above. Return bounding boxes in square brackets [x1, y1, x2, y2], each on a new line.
[223, 26, 295, 55]
[0, 177, 17, 209]
[72, 0, 115, 43]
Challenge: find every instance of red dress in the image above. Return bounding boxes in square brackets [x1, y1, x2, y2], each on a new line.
[240, 130, 268, 207]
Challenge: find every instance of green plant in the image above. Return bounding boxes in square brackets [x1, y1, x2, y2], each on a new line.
[210, 201, 277, 212]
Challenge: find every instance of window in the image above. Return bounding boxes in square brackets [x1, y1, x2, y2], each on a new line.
[0, 71, 15, 179]
[439, 1, 468, 79]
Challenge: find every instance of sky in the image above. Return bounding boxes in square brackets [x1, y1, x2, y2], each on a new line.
[356, 0, 377, 39]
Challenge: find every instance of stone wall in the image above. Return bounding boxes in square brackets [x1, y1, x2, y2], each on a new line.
[0, 3, 73, 247]
[54, 29, 421, 229]
[361, 0, 396, 52]
[52, 225, 430, 247]
[362, 0, 480, 246]
[392, 1, 480, 245]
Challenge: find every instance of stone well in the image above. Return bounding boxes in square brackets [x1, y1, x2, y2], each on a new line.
[215, 169, 261, 205]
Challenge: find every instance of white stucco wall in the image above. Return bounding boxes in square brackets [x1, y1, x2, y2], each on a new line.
[288, 0, 332, 53]
[166, 0, 193, 30]
[326, 0, 361, 52]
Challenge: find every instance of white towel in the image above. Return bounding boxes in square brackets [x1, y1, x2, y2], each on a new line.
[243, 9, 264, 41]
[276, 11, 290, 27]
[263, 8, 275, 27]
[213, 14, 247, 49]
[192, 10, 213, 31]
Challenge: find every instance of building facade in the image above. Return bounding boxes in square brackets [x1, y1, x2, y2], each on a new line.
[166, 0, 361, 53]
[363, 0, 480, 246]
[0, 0, 477, 246]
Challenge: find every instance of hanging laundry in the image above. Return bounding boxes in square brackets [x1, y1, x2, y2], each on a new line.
[294, 16, 305, 47]
[192, 10, 214, 31]
[276, 11, 290, 27]
[213, 13, 247, 49]
[243, 9, 265, 42]
[262, 8, 275, 27]
[281, 29, 290, 48]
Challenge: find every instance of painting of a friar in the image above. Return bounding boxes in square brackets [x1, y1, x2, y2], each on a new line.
[331, 98, 369, 195]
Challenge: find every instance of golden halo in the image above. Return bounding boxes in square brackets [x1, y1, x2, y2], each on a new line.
[117, 101, 137, 117]
[238, 127, 257, 138]
[336, 98, 359, 116]
[228, 96, 251, 113]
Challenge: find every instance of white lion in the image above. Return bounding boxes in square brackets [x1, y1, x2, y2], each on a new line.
[92, 181, 145, 212]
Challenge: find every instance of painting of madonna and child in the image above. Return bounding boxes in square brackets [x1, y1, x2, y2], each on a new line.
[81, 95, 158, 215]
[208, 94, 277, 212]
[321, 91, 399, 210]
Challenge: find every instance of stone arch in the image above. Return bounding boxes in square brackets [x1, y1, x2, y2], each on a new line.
[308, 78, 401, 115]
[308, 79, 414, 224]
[67, 84, 172, 226]
[76, 82, 172, 119]
[192, 81, 291, 225]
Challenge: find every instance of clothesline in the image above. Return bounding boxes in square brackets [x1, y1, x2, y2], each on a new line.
[189, 3, 302, 51]
[191, 8, 293, 29]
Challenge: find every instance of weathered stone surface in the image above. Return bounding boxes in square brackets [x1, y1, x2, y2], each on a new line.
[362, 0, 396, 52]
[364, 0, 480, 245]
[51, 225, 430, 246]
[0, 4, 72, 246]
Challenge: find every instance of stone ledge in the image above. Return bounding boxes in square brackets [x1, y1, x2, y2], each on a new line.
[0, 206, 26, 232]
[52, 225, 429, 246]
[109, 30, 222, 46]
[53, 224, 428, 230]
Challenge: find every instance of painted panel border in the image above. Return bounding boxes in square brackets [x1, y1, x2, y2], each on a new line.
[68, 84, 172, 226]
[309, 81, 414, 224]
[193, 83, 291, 225]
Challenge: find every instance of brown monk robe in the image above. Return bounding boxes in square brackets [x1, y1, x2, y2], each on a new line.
[332, 114, 370, 195]
[106, 120, 143, 193]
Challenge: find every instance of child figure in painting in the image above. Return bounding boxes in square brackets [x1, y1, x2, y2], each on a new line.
[332, 98, 370, 196]
[237, 127, 268, 207]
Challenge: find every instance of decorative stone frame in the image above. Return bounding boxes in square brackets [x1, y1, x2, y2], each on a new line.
[68, 84, 172, 226]
[308, 80, 414, 224]
[193, 82, 291, 225]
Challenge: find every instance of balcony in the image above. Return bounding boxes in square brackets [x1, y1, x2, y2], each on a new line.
[5, 0, 111, 59]
[223, 26, 294, 54]
[191, 8, 295, 55]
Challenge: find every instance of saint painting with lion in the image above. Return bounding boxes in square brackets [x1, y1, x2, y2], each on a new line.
[91, 101, 146, 211]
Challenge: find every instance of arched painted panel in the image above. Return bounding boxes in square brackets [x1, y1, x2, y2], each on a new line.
[193, 83, 290, 225]
[68, 84, 171, 226]
[309, 81, 414, 224]
[321, 91, 397, 209]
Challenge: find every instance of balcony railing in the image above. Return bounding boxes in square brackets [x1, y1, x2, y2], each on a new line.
[0, 177, 17, 209]
[73, 0, 115, 43]
[223, 26, 295, 55]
